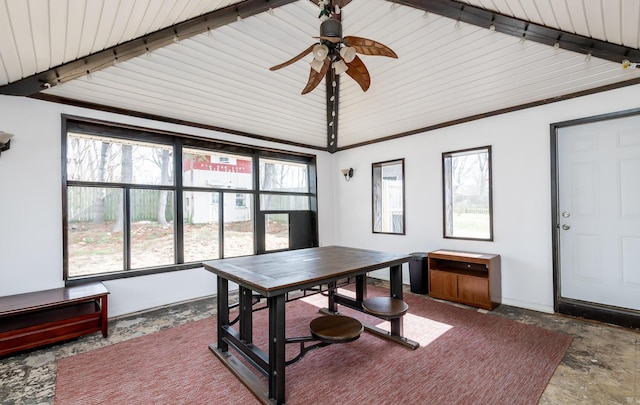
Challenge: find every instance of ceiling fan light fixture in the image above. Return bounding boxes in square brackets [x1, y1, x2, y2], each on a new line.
[333, 59, 349, 74]
[312, 44, 329, 61]
[340, 46, 357, 63]
[310, 58, 325, 73]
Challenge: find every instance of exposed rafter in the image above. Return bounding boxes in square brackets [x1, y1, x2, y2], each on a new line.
[326, 71, 340, 153]
[397, 0, 640, 63]
[0, 0, 297, 96]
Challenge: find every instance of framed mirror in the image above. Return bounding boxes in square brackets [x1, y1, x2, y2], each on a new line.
[372, 158, 405, 234]
[442, 146, 493, 240]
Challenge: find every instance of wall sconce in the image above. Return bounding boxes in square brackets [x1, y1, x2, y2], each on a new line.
[0, 131, 14, 157]
[341, 168, 353, 181]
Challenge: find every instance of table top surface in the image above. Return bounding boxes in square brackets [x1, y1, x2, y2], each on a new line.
[203, 246, 410, 296]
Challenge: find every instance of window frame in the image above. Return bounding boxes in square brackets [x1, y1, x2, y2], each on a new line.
[442, 145, 494, 241]
[62, 115, 318, 284]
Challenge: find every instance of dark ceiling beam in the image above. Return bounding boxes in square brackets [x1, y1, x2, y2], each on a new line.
[396, 0, 640, 64]
[0, 0, 297, 96]
[326, 71, 339, 153]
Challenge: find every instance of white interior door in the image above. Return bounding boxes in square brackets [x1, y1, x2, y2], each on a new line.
[558, 115, 640, 311]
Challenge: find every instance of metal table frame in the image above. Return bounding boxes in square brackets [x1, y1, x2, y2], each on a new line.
[203, 246, 419, 404]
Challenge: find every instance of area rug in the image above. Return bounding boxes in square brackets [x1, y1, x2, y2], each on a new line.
[55, 286, 572, 405]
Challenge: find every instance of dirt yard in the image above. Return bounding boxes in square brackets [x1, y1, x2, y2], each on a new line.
[67, 220, 288, 277]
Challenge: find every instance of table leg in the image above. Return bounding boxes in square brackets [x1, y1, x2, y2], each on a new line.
[268, 294, 286, 404]
[216, 276, 229, 352]
[355, 274, 367, 302]
[389, 264, 404, 337]
[327, 281, 337, 312]
[389, 264, 404, 300]
[239, 286, 253, 344]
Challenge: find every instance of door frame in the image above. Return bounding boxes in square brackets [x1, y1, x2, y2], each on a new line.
[550, 107, 640, 329]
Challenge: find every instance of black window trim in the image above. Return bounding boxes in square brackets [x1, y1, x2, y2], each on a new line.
[62, 115, 318, 285]
[441, 145, 494, 241]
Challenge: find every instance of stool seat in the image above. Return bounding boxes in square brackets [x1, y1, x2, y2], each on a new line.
[309, 315, 363, 344]
[362, 296, 409, 318]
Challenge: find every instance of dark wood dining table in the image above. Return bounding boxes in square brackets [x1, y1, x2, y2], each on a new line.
[203, 245, 419, 405]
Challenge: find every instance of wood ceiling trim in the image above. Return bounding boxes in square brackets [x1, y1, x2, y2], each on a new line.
[398, 0, 640, 64]
[0, 0, 298, 96]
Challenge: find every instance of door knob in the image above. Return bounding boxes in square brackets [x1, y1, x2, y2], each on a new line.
[562, 224, 571, 230]
[562, 212, 570, 218]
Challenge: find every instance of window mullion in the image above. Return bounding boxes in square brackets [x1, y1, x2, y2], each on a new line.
[123, 187, 131, 270]
[175, 140, 184, 264]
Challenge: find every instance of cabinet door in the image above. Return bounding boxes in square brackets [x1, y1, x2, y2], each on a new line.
[458, 275, 490, 308]
[429, 270, 457, 299]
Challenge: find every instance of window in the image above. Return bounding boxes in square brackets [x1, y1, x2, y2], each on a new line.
[442, 146, 493, 240]
[65, 133, 175, 277]
[372, 159, 405, 234]
[63, 117, 317, 281]
[258, 157, 314, 253]
[183, 191, 219, 263]
[235, 194, 247, 207]
[223, 193, 254, 257]
[265, 213, 289, 251]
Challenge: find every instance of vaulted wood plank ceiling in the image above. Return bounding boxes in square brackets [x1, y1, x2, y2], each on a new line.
[1, 0, 639, 152]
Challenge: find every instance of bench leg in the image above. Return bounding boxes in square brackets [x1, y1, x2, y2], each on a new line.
[390, 317, 403, 336]
[100, 294, 108, 337]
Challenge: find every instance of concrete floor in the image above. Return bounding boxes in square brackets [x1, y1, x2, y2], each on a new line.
[1, 282, 638, 404]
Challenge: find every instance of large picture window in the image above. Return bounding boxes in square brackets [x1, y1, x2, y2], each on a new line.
[63, 117, 317, 281]
[442, 146, 493, 240]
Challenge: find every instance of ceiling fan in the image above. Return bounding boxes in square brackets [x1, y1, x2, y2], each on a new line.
[270, 0, 398, 94]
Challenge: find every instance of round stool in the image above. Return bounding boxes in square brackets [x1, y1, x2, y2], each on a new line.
[361, 296, 409, 319]
[309, 315, 363, 344]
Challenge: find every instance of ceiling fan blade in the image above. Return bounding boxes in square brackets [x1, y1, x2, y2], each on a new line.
[270, 44, 316, 71]
[301, 59, 330, 94]
[345, 55, 370, 92]
[343, 36, 398, 58]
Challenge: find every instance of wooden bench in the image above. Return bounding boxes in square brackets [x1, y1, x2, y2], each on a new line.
[0, 282, 109, 357]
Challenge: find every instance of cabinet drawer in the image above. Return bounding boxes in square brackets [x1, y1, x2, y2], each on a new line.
[458, 275, 490, 307]
[429, 270, 457, 299]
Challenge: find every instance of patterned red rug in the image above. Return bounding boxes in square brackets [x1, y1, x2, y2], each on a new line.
[55, 286, 572, 404]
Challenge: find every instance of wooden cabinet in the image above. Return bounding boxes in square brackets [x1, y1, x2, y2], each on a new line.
[427, 250, 501, 310]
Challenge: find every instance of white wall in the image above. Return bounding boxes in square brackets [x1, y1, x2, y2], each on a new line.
[2, 84, 640, 317]
[333, 84, 640, 313]
[0, 96, 335, 317]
